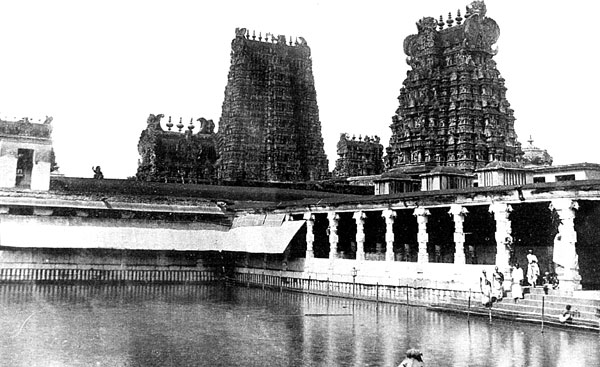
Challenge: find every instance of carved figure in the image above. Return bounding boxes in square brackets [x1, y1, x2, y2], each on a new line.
[416, 17, 438, 33]
[92, 166, 104, 179]
[146, 114, 164, 128]
[235, 28, 247, 37]
[197, 118, 215, 134]
[467, 1, 487, 18]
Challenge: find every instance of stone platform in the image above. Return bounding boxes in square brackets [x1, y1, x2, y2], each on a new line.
[429, 286, 600, 331]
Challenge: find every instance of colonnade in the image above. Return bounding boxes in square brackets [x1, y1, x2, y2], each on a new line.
[301, 198, 582, 290]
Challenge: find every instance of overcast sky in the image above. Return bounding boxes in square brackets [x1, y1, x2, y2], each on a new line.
[1, 0, 597, 178]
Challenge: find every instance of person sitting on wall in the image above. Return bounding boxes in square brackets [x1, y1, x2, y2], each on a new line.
[542, 271, 560, 295]
[92, 166, 104, 179]
[559, 304, 575, 324]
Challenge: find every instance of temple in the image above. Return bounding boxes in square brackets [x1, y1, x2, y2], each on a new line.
[0, 116, 56, 190]
[2, 1, 600, 329]
[136, 114, 217, 183]
[333, 133, 384, 178]
[386, 1, 521, 174]
[216, 28, 329, 182]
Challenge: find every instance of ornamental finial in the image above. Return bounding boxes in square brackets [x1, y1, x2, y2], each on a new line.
[455, 9, 463, 25]
[446, 12, 454, 27]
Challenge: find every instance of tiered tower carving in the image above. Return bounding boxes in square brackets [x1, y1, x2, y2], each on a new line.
[137, 114, 217, 182]
[217, 28, 329, 182]
[333, 133, 384, 177]
[386, 1, 522, 173]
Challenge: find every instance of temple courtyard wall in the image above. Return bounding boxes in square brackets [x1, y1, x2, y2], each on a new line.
[1, 179, 600, 293]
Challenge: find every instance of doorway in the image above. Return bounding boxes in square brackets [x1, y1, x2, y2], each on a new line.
[15, 149, 34, 188]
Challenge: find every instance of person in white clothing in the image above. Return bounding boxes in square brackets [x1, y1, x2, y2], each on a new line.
[526, 249, 540, 287]
[511, 263, 524, 302]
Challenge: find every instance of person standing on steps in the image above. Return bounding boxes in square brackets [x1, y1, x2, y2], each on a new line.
[480, 270, 493, 306]
[526, 249, 540, 287]
[510, 263, 524, 302]
[492, 266, 504, 301]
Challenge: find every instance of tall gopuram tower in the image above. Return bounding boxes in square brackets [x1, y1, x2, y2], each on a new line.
[386, 1, 522, 173]
[217, 28, 329, 182]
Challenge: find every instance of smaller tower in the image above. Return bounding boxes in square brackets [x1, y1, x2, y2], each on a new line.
[521, 136, 553, 166]
[333, 133, 384, 177]
[0, 116, 55, 190]
[136, 114, 218, 183]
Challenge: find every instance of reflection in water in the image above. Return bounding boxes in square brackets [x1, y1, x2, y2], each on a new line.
[0, 284, 598, 367]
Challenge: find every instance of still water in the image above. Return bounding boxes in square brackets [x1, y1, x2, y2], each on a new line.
[0, 283, 598, 367]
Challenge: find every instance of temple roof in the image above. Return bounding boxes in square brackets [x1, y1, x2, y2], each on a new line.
[374, 169, 416, 182]
[478, 161, 528, 170]
[422, 166, 474, 176]
[521, 136, 553, 166]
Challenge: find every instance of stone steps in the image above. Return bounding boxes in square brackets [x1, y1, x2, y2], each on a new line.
[458, 294, 600, 315]
[434, 285, 600, 330]
[452, 297, 598, 319]
[428, 302, 599, 331]
[518, 291, 600, 307]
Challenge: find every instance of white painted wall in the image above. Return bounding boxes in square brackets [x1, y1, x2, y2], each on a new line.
[0, 139, 52, 190]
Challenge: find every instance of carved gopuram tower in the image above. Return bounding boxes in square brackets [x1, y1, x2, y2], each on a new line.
[333, 133, 384, 177]
[386, 1, 522, 173]
[217, 28, 329, 182]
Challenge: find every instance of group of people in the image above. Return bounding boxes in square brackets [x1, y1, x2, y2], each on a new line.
[479, 266, 505, 306]
[481, 249, 560, 305]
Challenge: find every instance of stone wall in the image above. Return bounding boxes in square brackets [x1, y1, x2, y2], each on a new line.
[0, 118, 54, 190]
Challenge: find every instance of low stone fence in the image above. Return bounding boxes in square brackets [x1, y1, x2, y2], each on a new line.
[229, 270, 472, 307]
[0, 267, 217, 283]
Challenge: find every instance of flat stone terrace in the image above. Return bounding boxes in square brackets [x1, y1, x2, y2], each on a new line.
[0, 176, 364, 213]
[268, 179, 600, 212]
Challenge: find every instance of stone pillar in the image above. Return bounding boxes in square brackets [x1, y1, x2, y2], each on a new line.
[449, 204, 468, 264]
[327, 212, 339, 260]
[489, 202, 513, 272]
[353, 211, 366, 261]
[413, 207, 430, 264]
[550, 199, 582, 291]
[382, 209, 396, 262]
[303, 212, 315, 259]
